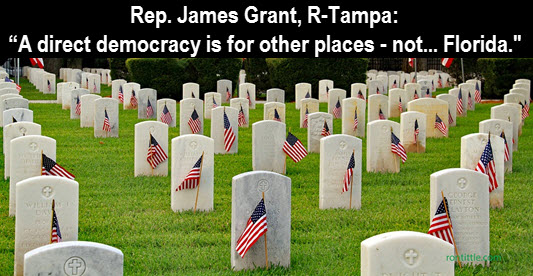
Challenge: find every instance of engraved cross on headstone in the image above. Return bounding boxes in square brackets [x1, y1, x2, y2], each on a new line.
[42, 186, 52, 198]
[404, 249, 418, 265]
[67, 258, 83, 275]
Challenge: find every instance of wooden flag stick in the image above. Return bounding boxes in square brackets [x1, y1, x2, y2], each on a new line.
[349, 149, 355, 209]
[149, 132, 154, 176]
[50, 199, 55, 243]
[262, 192, 269, 269]
[441, 190, 462, 268]
[40, 150, 43, 176]
[391, 127, 398, 170]
[194, 151, 205, 213]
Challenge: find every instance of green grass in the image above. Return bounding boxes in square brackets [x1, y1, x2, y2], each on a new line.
[1, 79, 532, 275]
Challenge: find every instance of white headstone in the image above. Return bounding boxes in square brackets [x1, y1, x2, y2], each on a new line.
[368, 80, 384, 96]
[1, 97, 28, 127]
[351, 83, 367, 100]
[318, 79, 334, 103]
[366, 120, 402, 173]
[42, 73, 56, 94]
[59, 82, 80, 106]
[94, 98, 119, 138]
[407, 98, 449, 138]
[180, 98, 204, 135]
[263, 102, 286, 123]
[388, 75, 400, 90]
[3, 108, 33, 127]
[327, 88, 346, 118]
[491, 104, 521, 151]
[87, 73, 101, 94]
[400, 111, 426, 153]
[217, 79, 232, 104]
[111, 79, 127, 102]
[204, 92, 222, 119]
[239, 83, 256, 109]
[266, 88, 285, 103]
[479, 119, 513, 173]
[137, 88, 157, 119]
[3, 122, 41, 180]
[404, 83, 422, 102]
[300, 98, 319, 128]
[459, 83, 475, 111]
[70, 89, 89, 119]
[449, 88, 468, 117]
[211, 107, 239, 154]
[230, 98, 250, 128]
[307, 112, 333, 153]
[504, 91, 525, 105]
[157, 98, 177, 127]
[367, 94, 388, 122]
[252, 121, 286, 174]
[388, 88, 407, 118]
[183, 82, 200, 99]
[437, 94, 458, 127]
[295, 82, 312, 110]
[134, 121, 169, 177]
[122, 82, 141, 110]
[341, 98, 366, 138]
[80, 94, 102, 128]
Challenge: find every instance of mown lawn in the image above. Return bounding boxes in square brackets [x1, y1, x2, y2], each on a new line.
[0, 78, 532, 275]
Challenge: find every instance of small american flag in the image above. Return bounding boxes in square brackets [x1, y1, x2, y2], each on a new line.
[398, 97, 403, 113]
[75, 97, 81, 116]
[467, 92, 473, 109]
[357, 90, 365, 100]
[391, 80, 397, 89]
[342, 152, 356, 193]
[238, 105, 247, 127]
[47, 80, 51, 92]
[413, 90, 419, 100]
[524, 102, 530, 117]
[283, 132, 308, 163]
[475, 136, 498, 193]
[50, 200, 62, 244]
[376, 86, 380, 94]
[4, 76, 21, 92]
[414, 119, 419, 143]
[428, 197, 454, 245]
[212, 97, 219, 108]
[103, 110, 111, 132]
[188, 109, 202, 134]
[93, 81, 98, 93]
[176, 155, 203, 191]
[438, 75, 443, 88]
[191, 91, 196, 98]
[474, 82, 482, 103]
[448, 110, 454, 125]
[391, 131, 407, 163]
[226, 87, 231, 101]
[305, 90, 311, 98]
[160, 104, 173, 125]
[147, 134, 168, 169]
[42, 153, 75, 180]
[146, 99, 154, 118]
[246, 90, 251, 106]
[501, 131, 510, 162]
[441, 58, 454, 68]
[273, 108, 281, 122]
[435, 114, 447, 136]
[118, 85, 124, 103]
[431, 80, 435, 91]
[520, 102, 527, 120]
[378, 108, 386, 120]
[326, 86, 330, 97]
[302, 107, 309, 128]
[457, 89, 464, 115]
[224, 110, 236, 152]
[332, 99, 342, 119]
[353, 108, 358, 131]
[236, 198, 267, 258]
[130, 90, 138, 108]
[321, 121, 331, 137]
[425, 89, 431, 98]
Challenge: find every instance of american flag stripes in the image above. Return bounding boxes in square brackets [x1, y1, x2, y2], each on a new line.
[236, 199, 267, 258]
[448, 110, 454, 125]
[391, 131, 407, 163]
[501, 131, 510, 162]
[441, 58, 454, 68]
[212, 97, 219, 108]
[176, 155, 203, 191]
[357, 90, 365, 100]
[103, 109, 111, 132]
[457, 89, 464, 115]
[398, 97, 403, 113]
[438, 75, 443, 88]
[273, 108, 281, 122]
[391, 80, 397, 89]
[520, 102, 527, 120]
[246, 90, 251, 106]
[50, 200, 62, 244]
[342, 152, 356, 193]
[302, 107, 309, 128]
[75, 97, 81, 116]
[283, 132, 308, 163]
[42, 153, 76, 180]
[224, 110, 236, 152]
[118, 85, 124, 103]
[414, 119, 420, 143]
[147, 134, 168, 169]
[475, 136, 498, 193]
[467, 92, 473, 109]
[4, 76, 21, 92]
[30, 58, 44, 69]
[435, 114, 448, 136]
[332, 99, 342, 119]
[226, 87, 231, 101]
[425, 89, 431, 98]
[376, 86, 380, 94]
[474, 82, 482, 103]
[353, 108, 358, 131]
[378, 108, 386, 120]
[146, 99, 154, 118]
[413, 90, 419, 100]
[321, 121, 331, 137]
[408, 58, 414, 67]
[428, 197, 454, 245]
[238, 105, 247, 127]
[130, 90, 138, 108]
[160, 104, 173, 125]
[188, 109, 202, 134]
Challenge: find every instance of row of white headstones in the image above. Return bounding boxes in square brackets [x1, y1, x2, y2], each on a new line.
[6, 68, 531, 274]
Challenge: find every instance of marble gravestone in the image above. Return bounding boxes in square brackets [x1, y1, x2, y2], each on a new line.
[407, 98, 449, 138]
[239, 83, 256, 109]
[217, 79, 232, 104]
[430, 168, 490, 267]
[295, 82, 312, 110]
[319, 134, 362, 209]
[388, 88, 407, 118]
[24, 241, 123, 276]
[368, 80, 384, 96]
[351, 83, 367, 100]
[3, 122, 41, 180]
[264, 102, 286, 123]
[157, 98, 177, 127]
[467, 79, 482, 100]
[367, 94, 388, 122]
[230, 98, 250, 128]
[69, 89, 90, 120]
[377, 74, 389, 93]
[111, 79, 127, 103]
[449, 88, 468, 117]
[122, 82, 141, 110]
[80, 72, 89, 89]
[417, 80, 431, 98]
[509, 88, 529, 107]
[252, 121, 286, 174]
[479, 119, 513, 173]
[134, 121, 169, 177]
[300, 98, 319, 128]
[1, 97, 29, 127]
[404, 83, 421, 102]
[388, 74, 400, 89]
[231, 171, 291, 271]
[342, 98, 366, 138]
[511, 83, 530, 105]
[327, 88, 346, 118]
[183, 82, 200, 99]
[14, 176, 79, 276]
[461, 133, 505, 208]
[504, 91, 525, 106]
[491, 104, 521, 151]
[58, 82, 79, 106]
[266, 88, 285, 103]
[171, 134, 214, 212]
[360, 231, 454, 276]
[42, 73, 55, 94]
[318, 79, 334, 103]
[211, 107, 239, 154]
[87, 73, 101, 94]
[137, 88, 157, 119]
[515, 78, 530, 84]
[80, 94, 102, 128]
[459, 83, 475, 111]
[307, 112, 333, 153]
[204, 92, 221, 119]
[400, 111, 426, 153]
[3, 108, 33, 127]
[94, 98, 119, 138]
[0, 87, 19, 96]
[366, 120, 402, 173]
[180, 98, 204, 135]
[437, 94, 458, 127]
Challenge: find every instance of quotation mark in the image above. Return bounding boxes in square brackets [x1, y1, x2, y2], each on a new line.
[514, 35, 521, 42]
[9, 35, 17, 43]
